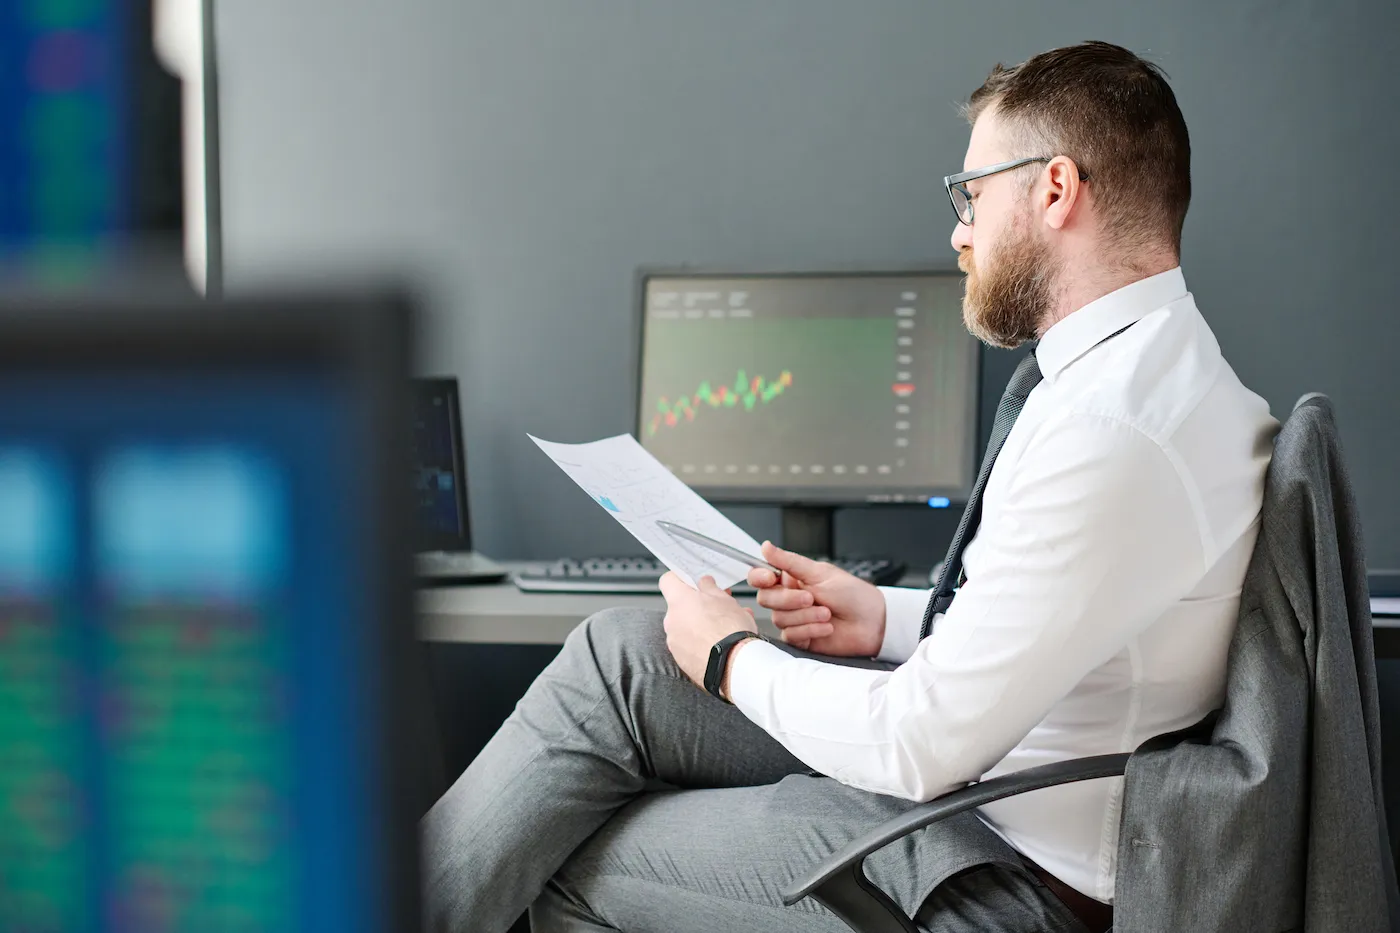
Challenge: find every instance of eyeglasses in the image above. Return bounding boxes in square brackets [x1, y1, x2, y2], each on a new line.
[943, 157, 1090, 225]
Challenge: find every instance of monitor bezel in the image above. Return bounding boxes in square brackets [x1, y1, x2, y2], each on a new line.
[0, 285, 422, 931]
[632, 265, 981, 506]
[412, 376, 474, 552]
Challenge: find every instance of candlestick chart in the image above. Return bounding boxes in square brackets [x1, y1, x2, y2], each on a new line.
[639, 317, 913, 480]
[647, 369, 794, 435]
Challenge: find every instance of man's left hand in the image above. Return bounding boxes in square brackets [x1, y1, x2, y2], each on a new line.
[659, 571, 759, 691]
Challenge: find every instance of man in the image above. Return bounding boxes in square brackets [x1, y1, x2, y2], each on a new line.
[423, 41, 1278, 933]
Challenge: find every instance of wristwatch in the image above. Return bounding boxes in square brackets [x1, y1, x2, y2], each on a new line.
[704, 631, 764, 702]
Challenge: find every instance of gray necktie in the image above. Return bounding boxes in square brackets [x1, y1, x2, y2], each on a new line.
[920, 350, 1043, 639]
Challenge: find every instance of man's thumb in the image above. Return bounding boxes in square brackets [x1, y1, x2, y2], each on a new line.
[761, 541, 821, 581]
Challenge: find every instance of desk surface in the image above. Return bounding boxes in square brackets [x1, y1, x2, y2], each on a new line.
[417, 562, 1400, 646]
[419, 583, 690, 644]
[417, 563, 929, 645]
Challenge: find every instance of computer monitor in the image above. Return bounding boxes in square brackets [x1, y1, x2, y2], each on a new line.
[0, 289, 418, 932]
[1, 0, 187, 283]
[635, 268, 979, 554]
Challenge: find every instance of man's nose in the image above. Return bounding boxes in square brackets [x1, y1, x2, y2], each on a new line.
[950, 219, 972, 253]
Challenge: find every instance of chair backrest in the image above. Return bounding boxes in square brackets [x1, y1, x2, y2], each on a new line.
[1113, 393, 1399, 933]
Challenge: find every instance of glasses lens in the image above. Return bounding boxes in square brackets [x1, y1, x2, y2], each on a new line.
[948, 184, 972, 224]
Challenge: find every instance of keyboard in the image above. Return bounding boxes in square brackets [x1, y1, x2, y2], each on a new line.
[513, 556, 907, 594]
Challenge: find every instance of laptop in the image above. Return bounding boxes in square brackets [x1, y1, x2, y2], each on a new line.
[413, 377, 508, 583]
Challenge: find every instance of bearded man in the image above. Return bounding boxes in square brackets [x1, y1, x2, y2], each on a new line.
[422, 40, 1278, 933]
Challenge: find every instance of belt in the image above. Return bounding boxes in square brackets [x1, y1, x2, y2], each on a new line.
[1022, 858, 1113, 932]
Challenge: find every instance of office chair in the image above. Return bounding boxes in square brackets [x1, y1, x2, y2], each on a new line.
[781, 394, 1398, 933]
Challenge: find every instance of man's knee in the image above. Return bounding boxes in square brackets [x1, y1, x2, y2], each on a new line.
[560, 606, 669, 679]
[571, 605, 667, 647]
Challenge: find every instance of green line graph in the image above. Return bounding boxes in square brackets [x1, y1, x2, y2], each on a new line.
[647, 369, 793, 435]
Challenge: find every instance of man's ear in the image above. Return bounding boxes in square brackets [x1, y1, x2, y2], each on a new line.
[1041, 156, 1085, 231]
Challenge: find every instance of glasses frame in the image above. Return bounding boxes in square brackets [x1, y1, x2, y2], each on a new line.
[943, 156, 1090, 225]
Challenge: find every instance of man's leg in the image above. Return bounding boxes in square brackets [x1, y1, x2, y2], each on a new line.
[422, 606, 848, 932]
[422, 605, 1085, 933]
[527, 777, 1088, 933]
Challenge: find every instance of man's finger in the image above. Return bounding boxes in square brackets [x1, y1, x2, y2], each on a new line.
[755, 587, 815, 611]
[658, 571, 692, 602]
[697, 575, 726, 597]
[779, 621, 834, 645]
[771, 606, 832, 629]
[761, 541, 824, 581]
[780, 630, 813, 651]
[747, 567, 779, 588]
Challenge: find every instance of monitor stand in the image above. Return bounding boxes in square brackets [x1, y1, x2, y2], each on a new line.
[781, 506, 834, 558]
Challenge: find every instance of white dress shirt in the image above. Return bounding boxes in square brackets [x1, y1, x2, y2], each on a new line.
[728, 267, 1279, 903]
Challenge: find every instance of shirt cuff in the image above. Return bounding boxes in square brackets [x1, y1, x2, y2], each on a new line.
[876, 585, 934, 663]
[726, 637, 793, 717]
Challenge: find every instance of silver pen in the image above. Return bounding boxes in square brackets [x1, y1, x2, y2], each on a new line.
[655, 520, 779, 574]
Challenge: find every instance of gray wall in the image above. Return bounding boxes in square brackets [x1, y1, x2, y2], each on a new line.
[215, 0, 1400, 569]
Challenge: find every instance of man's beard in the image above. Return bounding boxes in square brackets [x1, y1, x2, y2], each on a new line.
[959, 215, 1055, 349]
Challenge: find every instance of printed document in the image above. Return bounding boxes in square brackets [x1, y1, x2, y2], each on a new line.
[529, 433, 763, 588]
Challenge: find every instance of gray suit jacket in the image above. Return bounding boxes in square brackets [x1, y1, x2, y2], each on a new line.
[1112, 394, 1400, 931]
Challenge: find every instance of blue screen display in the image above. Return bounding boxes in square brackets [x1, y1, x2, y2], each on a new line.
[0, 0, 131, 278]
[0, 374, 383, 933]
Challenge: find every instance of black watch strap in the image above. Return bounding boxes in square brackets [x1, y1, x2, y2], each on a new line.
[704, 631, 763, 702]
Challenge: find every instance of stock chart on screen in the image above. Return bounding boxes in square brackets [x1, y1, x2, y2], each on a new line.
[0, 375, 382, 933]
[637, 273, 978, 503]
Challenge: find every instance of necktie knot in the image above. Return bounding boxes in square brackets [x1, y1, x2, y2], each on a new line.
[1004, 349, 1043, 402]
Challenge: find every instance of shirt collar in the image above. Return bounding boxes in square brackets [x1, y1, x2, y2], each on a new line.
[1034, 266, 1188, 382]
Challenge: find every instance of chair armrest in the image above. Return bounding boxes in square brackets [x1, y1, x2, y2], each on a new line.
[781, 753, 1129, 908]
[780, 713, 1217, 933]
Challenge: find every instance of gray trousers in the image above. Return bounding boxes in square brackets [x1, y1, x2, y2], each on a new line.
[421, 607, 1088, 933]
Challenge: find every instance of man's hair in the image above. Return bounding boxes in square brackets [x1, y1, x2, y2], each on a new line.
[964, 41, 1191, 257]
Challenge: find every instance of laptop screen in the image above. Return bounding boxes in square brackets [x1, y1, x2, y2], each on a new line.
[410, 379, 467, 547]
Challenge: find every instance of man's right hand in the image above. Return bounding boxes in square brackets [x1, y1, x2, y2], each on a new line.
[747, 541, 886, 657]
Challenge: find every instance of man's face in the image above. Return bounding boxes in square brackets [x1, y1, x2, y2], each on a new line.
[949, 108, 1056, 349]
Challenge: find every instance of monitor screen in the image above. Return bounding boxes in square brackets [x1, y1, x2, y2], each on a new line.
[0, 300, 413, 933]
[636, 271, 979, 504]
[410, 380, 464, 543]
[0, 0, 184, 283]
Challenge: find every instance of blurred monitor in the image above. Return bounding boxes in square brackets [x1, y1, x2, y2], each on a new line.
[0, 289, 417, 932]
[636, 269, 979, 507]
[0, 0, 185, 286]
[408, 378, 507, 583]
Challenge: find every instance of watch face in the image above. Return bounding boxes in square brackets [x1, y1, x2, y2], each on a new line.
[705, 637, 734, 697]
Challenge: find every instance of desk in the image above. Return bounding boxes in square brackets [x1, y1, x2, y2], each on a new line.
[418, 562, 1400, 656]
